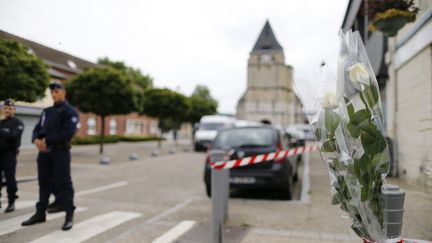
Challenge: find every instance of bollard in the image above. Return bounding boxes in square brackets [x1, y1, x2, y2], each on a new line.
[211, 149, 230, 243]
[129, 153, 139, 161]
[99, 156, 110, 165]
[382, 184, 405, 243]
[151, 150, 159, 157]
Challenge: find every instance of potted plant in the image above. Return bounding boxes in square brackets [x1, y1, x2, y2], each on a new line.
[368, 0, 419, 37]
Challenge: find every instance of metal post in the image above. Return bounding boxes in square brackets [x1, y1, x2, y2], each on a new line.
[211, 150, 230, 243]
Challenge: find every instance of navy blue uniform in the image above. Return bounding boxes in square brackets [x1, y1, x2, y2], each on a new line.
[0, 117, 24, 203]
[32, 101, 79, 214]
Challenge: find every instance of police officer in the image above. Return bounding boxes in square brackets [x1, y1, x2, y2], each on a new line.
[22, 82, 78, 231]
[0, 99, 24, 213]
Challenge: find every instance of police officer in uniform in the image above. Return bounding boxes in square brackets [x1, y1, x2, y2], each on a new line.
[0, 99, 24, 213]
[22, 82, 78, 231]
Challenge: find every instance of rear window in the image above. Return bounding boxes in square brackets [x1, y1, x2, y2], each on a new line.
[200, 123, 224, 130]
[213, 128, 276, 149]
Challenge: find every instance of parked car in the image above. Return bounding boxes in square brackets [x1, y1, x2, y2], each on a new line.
[285, 124, 314, 141]
[203, 126, 301, 199]
[194, 115, 235, 152]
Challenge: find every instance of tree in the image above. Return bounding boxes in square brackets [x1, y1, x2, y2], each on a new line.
[0, 40, 49, 101]
[142, 88, 190, 147]
[67, 67, 139, 154]
[98, 57, 153, 90]
[188, 85, 218, 125]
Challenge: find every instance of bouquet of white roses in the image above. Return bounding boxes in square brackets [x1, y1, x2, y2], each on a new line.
[296, 30, 391, 242]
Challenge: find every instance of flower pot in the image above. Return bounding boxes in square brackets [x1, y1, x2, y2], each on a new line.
[374, 15, 408, 37]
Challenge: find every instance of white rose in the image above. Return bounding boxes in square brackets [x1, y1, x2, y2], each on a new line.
[322, 91, 338, 110]
[348, 63, 370, 85]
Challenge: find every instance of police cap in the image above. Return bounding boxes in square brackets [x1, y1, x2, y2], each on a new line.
[3, 99, 15, 106]
[48, 82, 65, 90]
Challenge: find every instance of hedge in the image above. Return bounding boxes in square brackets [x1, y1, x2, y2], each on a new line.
[71, 135, 163, 145]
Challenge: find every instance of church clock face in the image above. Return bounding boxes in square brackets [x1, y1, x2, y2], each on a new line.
[261, 54, 272, 64]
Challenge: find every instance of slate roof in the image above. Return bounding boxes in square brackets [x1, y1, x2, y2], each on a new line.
[0, 29, 98, 74]
[252, 20, 283, 52]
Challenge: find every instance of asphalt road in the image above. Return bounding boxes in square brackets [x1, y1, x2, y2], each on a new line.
[0, 142, 431, 243]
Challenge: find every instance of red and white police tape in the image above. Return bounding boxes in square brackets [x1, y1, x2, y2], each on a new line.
[210, 145, 320, 170]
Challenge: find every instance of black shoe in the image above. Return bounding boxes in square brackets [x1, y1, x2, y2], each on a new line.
[62, 213, 73, 231]
[47, 202, 64, 214]
[4, 202, 15, 213]
[21, 212, 46, 226]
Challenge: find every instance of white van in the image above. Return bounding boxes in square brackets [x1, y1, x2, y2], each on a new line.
[194, 115, 235, 151]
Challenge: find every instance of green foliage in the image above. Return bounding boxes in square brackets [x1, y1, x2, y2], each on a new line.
[72, 135, 120, 145]
[98, 57, 153, 90]
[119, 135, 162, 142]
[67, 67, 138, 115]
[142, 88, 190, 122]
[0, 40, 49, 101]
[317, 82, 389, 238]
[188, 85, 218, 124]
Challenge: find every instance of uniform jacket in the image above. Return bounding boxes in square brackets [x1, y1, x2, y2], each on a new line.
[32, 101, 79, 148]
[0, 116, 24, 152]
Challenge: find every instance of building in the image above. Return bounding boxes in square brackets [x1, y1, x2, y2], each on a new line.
[237, 20, 301, 128]
[342, 0, 432, 192]
[0, 30, 158, 147]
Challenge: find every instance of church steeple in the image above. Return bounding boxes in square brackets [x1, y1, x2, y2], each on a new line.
[252, 20, 283, 52]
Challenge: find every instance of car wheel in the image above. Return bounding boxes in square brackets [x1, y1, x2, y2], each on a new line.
[205, 184, 211, 198]
[283, 172, 293, 200]
[194, 144, 200, 152]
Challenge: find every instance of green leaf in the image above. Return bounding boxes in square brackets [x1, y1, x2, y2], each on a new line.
[324, 109, 341, 134]
[346, 122, 361, 138]
[361, 184, 369, 202]
[332, 192, 343, 205]
[315, 128, 322, 139]
[352, 109, 371, 125]
[347, 102, 355, 120]
[360, 126, 386, 155]
[360, 84, 379, 108]
[321, 140, 336, 152]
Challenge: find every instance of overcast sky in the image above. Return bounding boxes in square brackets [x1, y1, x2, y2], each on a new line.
[0, 0, 348, 114]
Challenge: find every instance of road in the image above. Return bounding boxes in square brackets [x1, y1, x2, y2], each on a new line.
[0, 141, 431, 242]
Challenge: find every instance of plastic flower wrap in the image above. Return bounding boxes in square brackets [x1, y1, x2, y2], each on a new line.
[295, 30, 390, 242]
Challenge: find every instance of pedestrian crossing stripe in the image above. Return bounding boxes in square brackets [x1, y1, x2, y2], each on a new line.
[0, 207, 87, 236]
[29, 211, 141, 243]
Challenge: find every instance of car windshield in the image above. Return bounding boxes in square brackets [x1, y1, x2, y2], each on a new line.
[199, 123, 225, 130]
[213, 128, 276, 149]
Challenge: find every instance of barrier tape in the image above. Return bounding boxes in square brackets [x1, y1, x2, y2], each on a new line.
[210, 145, 320, 170]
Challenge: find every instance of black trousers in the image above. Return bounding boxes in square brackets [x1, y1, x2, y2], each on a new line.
[36, 149, 75, 214]
[0, 151, 18, 202]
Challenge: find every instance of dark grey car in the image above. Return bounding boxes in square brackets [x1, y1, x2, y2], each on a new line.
[203, 126, 301, 199]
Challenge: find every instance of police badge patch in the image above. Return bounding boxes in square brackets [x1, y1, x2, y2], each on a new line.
[71, 117, 78, 123]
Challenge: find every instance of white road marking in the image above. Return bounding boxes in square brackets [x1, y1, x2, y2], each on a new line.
[75, 181, 128, 197]
[152, 220, 196, 243]
[106, 197, 200, 243]
[300, 151, 311, 203]
[29, 211, 141, 243]
[1, 181, 128, 211]
[0, 207, 87, 236]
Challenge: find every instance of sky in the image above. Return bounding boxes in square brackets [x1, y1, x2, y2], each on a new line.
[0, 0, 348, 114]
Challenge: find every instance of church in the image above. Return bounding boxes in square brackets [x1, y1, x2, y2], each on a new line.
[237, 20, 300, 128]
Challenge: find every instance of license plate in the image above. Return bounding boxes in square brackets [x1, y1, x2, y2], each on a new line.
[229, 177, 256, 184]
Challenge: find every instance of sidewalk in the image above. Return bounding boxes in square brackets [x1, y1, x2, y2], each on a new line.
[219, 152, 431, 242]
[15, 139, 193, 179]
